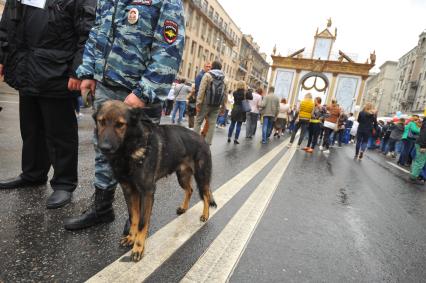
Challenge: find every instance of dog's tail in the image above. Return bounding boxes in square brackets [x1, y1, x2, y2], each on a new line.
[194, 146, 215, 206]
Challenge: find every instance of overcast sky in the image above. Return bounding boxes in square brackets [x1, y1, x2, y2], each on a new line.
[218, 0, 426, 71]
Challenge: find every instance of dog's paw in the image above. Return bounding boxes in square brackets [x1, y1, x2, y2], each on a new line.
[131, 246, 145, 262]
[120, 235, 135, 247]
[176, 207, 186, 215]
[200, 215, 208, 222]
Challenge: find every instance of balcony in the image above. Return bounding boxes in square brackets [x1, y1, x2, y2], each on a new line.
[189, 0, 237, 46]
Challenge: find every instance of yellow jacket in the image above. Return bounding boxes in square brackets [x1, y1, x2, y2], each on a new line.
[298, 99, 314, 120]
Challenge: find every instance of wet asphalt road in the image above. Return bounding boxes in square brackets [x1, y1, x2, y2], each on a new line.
[1, 85, 426, 282]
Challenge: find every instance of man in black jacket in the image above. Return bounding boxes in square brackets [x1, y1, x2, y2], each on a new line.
[0, 0, 96, 208]
[410, 117, 426, 185]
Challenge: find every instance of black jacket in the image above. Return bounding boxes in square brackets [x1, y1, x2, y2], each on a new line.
[357, 111, 377, 135]
[0, 0, 95, 97]
[231, 89, 247, 123]
[417, 119, 426, 149]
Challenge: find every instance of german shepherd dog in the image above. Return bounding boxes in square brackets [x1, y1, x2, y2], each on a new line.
[93, 101, 216, 262]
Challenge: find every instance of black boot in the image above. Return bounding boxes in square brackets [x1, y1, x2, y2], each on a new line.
[63, 187, 115, 230]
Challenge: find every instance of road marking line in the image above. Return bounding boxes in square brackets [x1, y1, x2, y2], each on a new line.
[0, 100, 18, 104]
[387, 161, 410, 174]
[87, 138, 292, 283]
[181, 146, 297, 283]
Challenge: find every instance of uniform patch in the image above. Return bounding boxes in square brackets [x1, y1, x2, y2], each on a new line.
[130, 0, 152, 5]
[163, 20, 178, 44]
[128, 8, 139, 25]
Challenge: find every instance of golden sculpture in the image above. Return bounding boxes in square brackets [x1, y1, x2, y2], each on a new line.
[327, 18, 332, 28]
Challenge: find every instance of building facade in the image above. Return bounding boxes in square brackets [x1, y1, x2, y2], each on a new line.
[391, 30, 426, 114]
[237, 35, 269, 90]
[179, 0, 269, 91]
[363, 61, 398, 116]
[269, 20, 375, 113]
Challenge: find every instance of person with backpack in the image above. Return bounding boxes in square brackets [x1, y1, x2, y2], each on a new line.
[194, 61, 227, 145]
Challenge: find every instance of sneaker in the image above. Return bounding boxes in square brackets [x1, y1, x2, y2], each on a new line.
[359, 152, 364, 160]
[234, 140, 240, 145]
[319, 146, 324, 151]
[261, 140, 267, 144]
[323, 149, 330, 154]
[303, 147, 310, 151]
[409, 176, 424, 185]
[306, 148, 314, 153]
[227, 138, 231, 143]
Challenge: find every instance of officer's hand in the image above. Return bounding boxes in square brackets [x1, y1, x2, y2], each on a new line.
[420, 148, 426, 153]
[124, 93, 146, 108]
[0, 64, 4, 77]
[81, 79, 97, 96]
[68, 78, 81, 91]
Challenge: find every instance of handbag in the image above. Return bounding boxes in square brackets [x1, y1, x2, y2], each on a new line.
[241, 100, 251, 112]
[408, 128, 419, 140]
[241, 92, 251, 112]
[324, 120, 337, 130]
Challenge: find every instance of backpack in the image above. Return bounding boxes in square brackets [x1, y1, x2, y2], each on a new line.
[205, 73, 225, 107]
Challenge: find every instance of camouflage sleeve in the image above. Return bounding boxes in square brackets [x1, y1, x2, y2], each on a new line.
[76, 0, 103, 79]
[70, 0, 96, 78]
[132, 0, 185, 103]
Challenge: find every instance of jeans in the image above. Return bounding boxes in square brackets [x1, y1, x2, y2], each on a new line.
[290, 119, 309, 145]
[387, 138, 398, 153]
[246, 112, 259, 138]
[356, 131, 371, 155]
[398, 139, 415, 166]
[307, 122, 321, 149]
[322, 127, 334, 149]
[262, 116, 274, 143]
[381, 138, 389, 152]
[228, 121, 243, 140]
[172, 100, 186, 123]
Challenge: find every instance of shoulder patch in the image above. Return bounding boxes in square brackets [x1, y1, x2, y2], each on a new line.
[163, 20, 178, 44]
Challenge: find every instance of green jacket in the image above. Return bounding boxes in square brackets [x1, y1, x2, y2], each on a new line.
[402, 121, 420, 140]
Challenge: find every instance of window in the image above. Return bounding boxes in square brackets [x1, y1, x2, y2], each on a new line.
[187, 63, 192, 78]
[209, 7, 214, 17]
[198, 46, 203, 58]
[191, 41, 197, 54]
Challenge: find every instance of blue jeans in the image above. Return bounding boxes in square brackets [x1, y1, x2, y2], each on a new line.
[172, 100, 186, 123]
[398, 139, 415, 166]
[228, 121, 242, 140]
[262, 116, 274, 143]
[356, 131, 371, 155]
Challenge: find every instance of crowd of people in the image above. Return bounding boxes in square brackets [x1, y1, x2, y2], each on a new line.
[164, 63, 426, 186]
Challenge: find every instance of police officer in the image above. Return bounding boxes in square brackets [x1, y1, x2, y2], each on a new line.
[64, 0, 185, 230]
[0, 0, 96, 208]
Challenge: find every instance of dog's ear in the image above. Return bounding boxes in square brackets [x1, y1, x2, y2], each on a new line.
[128, 108, 154, 125]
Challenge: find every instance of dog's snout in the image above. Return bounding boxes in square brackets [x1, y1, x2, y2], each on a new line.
[98, 141, 113, 153]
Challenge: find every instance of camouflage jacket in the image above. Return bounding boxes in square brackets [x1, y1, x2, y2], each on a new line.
[76, 0, 185, 103]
